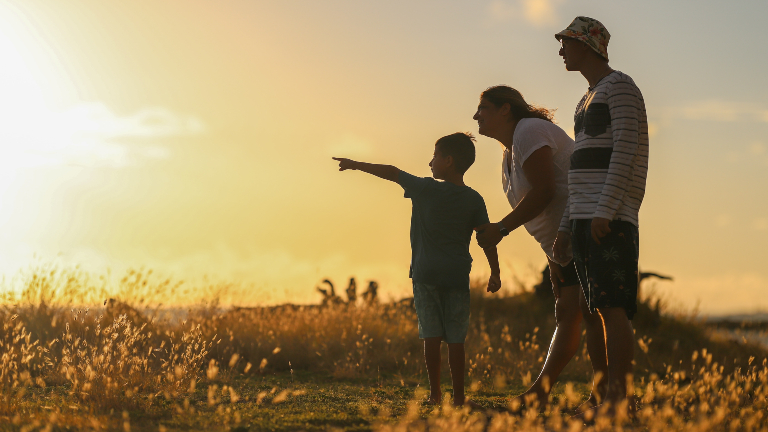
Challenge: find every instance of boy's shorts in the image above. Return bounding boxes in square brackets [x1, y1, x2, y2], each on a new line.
[412, 282, 470, 344]
[571, 218, 639, 320]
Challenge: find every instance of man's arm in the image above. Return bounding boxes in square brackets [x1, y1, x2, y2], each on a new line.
[591, 79, 643, 243]
[476, 146, 557, 248]
[484, 245, 502, 293]
[332, 157, 400, 182]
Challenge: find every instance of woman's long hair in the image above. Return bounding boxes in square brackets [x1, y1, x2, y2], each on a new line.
[481, 86, 556, 123]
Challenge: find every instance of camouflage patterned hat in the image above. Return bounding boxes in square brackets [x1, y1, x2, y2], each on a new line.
[555, 16, 610, 61]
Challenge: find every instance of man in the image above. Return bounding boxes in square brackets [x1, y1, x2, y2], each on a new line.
[552, 16, 649, 412]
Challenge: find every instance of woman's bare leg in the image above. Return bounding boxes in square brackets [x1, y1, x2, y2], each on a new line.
[516, 284, 582, 407]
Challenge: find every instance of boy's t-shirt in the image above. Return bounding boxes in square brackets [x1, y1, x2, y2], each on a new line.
[398, 170, 490, 290]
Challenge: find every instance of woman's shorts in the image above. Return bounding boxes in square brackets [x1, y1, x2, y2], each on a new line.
[557, 259, 580, 287]
[412, 282, 470, 344]
[571, 219, 639, 319]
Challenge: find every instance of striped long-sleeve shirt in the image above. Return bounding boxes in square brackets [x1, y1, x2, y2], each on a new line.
[559, 70, 649, 232]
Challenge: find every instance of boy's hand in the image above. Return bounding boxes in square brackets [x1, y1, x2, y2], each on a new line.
[553, 231, 571, 264]
[475, 223, 502, 248]
[332, 157, 358, 171]
[591, 217, 611, 244]
[487, 273, 501, 293]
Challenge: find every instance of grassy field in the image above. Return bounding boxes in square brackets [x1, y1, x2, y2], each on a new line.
[1, 266, 767, 431]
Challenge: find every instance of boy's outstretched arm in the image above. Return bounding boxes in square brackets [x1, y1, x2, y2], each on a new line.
[483, 245, 501, 293]
[332, 157, 399, 182]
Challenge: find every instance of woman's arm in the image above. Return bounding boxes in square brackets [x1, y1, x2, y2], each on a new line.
[484, 245, 501, 293]
[476, 146, 557, 248]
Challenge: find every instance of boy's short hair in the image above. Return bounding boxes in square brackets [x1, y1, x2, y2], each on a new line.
[435, 132, 476, 174]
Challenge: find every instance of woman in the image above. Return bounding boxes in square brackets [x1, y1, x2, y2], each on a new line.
[473, 86, 606, 409]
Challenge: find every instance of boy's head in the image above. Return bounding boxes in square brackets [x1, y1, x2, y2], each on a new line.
[430, 132, 476, 179]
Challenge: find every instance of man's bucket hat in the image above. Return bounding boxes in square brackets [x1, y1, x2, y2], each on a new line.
[555, 16, 610, 61]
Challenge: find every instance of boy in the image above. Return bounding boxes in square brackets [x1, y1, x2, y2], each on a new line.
[333, 132, 501, 407]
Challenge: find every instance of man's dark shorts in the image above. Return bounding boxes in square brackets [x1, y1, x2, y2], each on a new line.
[571, 218, 639, 319]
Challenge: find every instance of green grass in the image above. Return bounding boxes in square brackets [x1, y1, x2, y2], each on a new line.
[9, 372, 595, 431]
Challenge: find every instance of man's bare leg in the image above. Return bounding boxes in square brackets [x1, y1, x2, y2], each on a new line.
[424, 337, 443, 404]
[578, 290, 609, 411]
[596, 307, 634, 404]
[515, 284, 582, 407]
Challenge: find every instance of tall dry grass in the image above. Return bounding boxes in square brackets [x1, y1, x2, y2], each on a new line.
[0, 264, 765, 430]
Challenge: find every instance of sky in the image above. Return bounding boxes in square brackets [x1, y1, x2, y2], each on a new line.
[0, 0, 766, 313]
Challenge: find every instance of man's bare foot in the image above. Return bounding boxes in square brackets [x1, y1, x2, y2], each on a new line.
[423, 396, 441, 406]
[570, 403, 605, 424]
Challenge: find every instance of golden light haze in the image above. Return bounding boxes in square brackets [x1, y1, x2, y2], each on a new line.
[1, 0, 767, 313]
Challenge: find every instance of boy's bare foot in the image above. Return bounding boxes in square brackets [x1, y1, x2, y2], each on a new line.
[422, 396, 441, 406]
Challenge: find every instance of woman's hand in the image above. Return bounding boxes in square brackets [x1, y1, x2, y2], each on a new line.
[548, 258, 565, 299]
[475, 223, 503, 248]
[487, 272, 501, 293]
[553, 231, 571, 264]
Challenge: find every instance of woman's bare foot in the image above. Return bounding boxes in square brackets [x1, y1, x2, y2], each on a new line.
[509, 390, 547, 413]
[573, 393, 599, 414]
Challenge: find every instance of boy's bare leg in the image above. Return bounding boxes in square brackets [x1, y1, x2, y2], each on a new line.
[447, 343, 466, 405]
[517, 284, 582, 407]
[578, 290, 609, 411]
[597, 307, 634, 404]
[424, 337, 443, 404]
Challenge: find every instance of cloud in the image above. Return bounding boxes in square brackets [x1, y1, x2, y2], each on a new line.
[327, 133, 374, 159]
[647, 121, 659, 138]
[59, 103, 205, 139]
[487, 0, 563, 27]
[749, 141, 766, 155]
[677, 100, 768, 123]
[753, 218, 768, 231]
[0, 102, 205, 169]
[720, 140, 768, 166]
[714, 214, 731, 227]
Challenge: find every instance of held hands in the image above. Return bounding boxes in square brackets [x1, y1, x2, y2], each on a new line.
[591, 217, 611, 244]
[332, 157, 358, 171]
[487, 272, 501, 293]
[475, 223, 502, 249]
